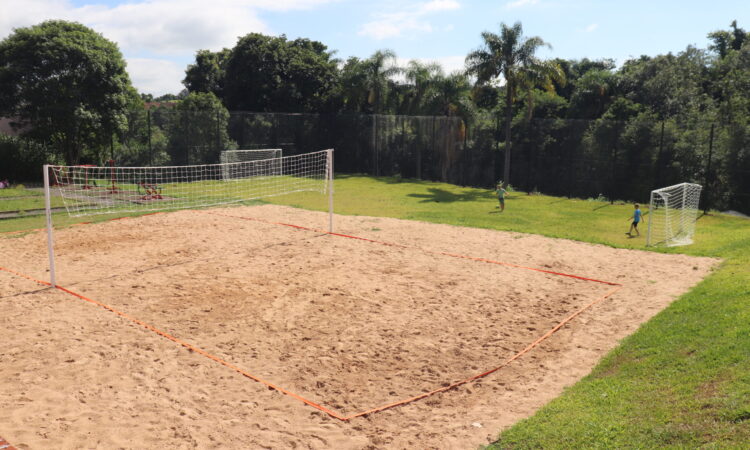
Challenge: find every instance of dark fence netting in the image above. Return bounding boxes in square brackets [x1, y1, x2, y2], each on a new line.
[225, 113, 495, 187]
[3, 109, 749, 214]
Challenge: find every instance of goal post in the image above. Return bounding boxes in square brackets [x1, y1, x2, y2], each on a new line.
[646, 182, 702, 247]
[43, 149, 334, 286]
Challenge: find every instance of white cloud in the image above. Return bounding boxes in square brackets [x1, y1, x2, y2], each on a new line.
[505, 0, 539, 9]
[0, 0, 337, 95]
[126, 58, 186, 95]
[358, 0, 460, 40]
[360, 17, 432, 40]
[584, 23, 599, 32]
[1, 0, 275, 54]
[421, 0, 460, 12]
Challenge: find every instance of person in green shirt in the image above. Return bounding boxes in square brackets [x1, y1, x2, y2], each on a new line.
[495, 183, 507, 212]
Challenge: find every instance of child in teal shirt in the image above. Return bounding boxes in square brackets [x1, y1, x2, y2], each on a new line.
[627, 203, 643, 236]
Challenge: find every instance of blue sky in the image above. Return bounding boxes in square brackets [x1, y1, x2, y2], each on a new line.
[2, 0, 748, 95]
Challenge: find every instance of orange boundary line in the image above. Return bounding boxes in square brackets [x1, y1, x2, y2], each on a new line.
[200, 211, 621, 286]
[198, 210, 625, 418]
[1, 209, 624, 421]
[0, 265, 345, 421]
[0, 435, 17, 450]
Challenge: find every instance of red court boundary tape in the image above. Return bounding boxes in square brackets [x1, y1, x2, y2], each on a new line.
[0, 435, 17, 450]
[0, 437, 18, 450]
[0, 265, 344, 420]
[200, 211, 621, 286]
[1, 210, 623, 421]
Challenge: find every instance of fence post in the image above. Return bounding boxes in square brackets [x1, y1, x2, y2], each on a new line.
[372, 115, 378, 176]
[239, 113, 245, 148]
[654, 120, 665, 188]
[216, 110, 221, 156]
[185, 111, 190, 165]
[147, 109, 153, 165]
[704, 123, 714, 214]
[416, 118, 422, 179]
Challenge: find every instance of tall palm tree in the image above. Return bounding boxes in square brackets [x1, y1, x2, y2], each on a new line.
[404, 60, 442, 115]
[431, 72, 473, 118]
[466, 22, 561, 188]
[364, 50, 401, 114]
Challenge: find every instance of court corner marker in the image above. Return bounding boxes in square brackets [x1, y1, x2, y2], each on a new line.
[0, 435, 18, 450]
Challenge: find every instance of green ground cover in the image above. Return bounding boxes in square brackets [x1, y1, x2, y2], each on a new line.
[0, 187, 64, 213]
[0, 187, 42, 198]
[1, 174, 748, 447]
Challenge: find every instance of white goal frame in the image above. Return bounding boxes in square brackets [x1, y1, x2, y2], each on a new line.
[43, 149, 334, 286]
[646, 182, 702, 247]
[220, 149, 282, 180]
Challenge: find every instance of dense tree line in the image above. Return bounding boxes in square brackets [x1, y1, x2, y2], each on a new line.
[177, 20, 750, 211]
[1, 20, 748, 212]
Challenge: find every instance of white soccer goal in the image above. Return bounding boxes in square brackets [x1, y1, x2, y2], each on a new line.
[220, 148, 282, 180]
[646, 182, 702, 247]
[43, 149, 334, 286]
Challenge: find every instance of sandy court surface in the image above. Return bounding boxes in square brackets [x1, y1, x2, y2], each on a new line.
[0, 205, 719, 449]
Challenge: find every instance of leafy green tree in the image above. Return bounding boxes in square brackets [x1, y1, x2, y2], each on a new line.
[618, 49, 708, 119]
[466, 22, 561, 188]
[166, 92, 234, 164]
[183, 48, 231, 98]
[568, 69, 616, 119]
[582, 97, 645, 201]
[709, 20, 748, 58]
[223, 33, 338, 113]
[0, 20, 136, 165]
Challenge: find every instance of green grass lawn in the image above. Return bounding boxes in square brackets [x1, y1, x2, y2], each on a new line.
[0, 187, 43, 197]
[2, 174, 748, 447]
[0, 186, 65, 213]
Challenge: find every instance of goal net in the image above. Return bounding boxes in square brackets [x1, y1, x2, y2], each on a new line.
[220, 149, 282, 180]
[647, 182, 702, 247]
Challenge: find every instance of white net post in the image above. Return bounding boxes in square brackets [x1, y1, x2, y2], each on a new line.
[647, 182, 702, 247]
[327, 149, 334, 233]
[43, 164, 57, 286]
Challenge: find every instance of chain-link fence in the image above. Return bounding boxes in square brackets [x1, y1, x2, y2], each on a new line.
[3, 110, 749, 213]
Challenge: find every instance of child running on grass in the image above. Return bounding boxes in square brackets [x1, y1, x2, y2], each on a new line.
[495, 183, 507, 212]
[627, 203, 644, 236]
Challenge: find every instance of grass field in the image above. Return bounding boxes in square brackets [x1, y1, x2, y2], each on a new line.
[2, 174, 749, 447]
[0, 186, 65, 213]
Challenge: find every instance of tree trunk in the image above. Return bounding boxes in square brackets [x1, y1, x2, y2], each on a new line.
[503, 85, 513, 189]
